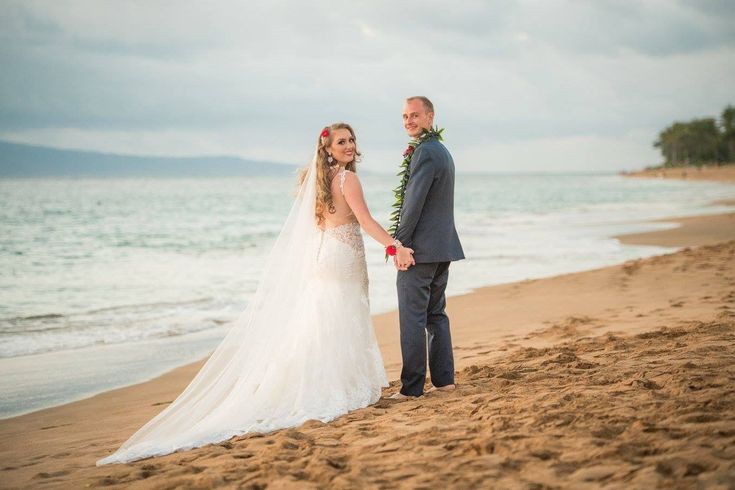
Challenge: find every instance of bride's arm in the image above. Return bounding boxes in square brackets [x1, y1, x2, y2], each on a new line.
[341, 171, 412, 252]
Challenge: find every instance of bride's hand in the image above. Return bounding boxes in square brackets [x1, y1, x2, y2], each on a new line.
[395, 247, 415, 271]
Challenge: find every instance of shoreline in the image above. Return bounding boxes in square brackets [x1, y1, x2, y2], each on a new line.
[622, 164, 735, 183]
[0, 208, 733, 419]
[2, 209, 735, 486]
[614, 212, 735, 247]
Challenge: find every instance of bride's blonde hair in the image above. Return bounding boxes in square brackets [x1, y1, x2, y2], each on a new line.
[299, 122, 361, 225]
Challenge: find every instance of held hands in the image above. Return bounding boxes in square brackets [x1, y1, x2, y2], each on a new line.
[394, 246, 415, 271]
[385, 238, 414, 271]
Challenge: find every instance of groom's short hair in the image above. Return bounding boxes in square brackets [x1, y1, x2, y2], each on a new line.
[407, 96, 434, 114]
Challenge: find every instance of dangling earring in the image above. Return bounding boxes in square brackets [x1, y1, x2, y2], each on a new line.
[327, 154, 334, 164]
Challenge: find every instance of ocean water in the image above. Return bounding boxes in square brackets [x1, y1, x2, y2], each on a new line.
[1, 173, 734, 418]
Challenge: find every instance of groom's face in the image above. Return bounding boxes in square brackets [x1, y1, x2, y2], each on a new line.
[403, 99, 434, 138]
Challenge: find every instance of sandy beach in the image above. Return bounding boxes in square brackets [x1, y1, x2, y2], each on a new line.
[622, 164, 735, 183]
[2, 205, 735, 488]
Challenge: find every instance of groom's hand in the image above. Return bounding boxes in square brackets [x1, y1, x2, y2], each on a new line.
[395, 247, 415, 271]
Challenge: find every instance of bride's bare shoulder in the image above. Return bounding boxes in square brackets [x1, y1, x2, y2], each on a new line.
[330, 168, 361, 195]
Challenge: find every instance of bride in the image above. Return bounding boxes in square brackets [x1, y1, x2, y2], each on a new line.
[97, 122, 412, 465]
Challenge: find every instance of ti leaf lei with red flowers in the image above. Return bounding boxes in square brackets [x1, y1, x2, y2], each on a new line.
[387, 126, 444, 254]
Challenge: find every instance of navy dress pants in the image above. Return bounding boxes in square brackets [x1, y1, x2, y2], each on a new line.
[396, 261, 455, 396]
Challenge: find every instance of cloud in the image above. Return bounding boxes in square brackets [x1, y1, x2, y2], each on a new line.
[506, 1, 735, 57]
[0, 0, 734, 172]
[453, 130, 661, 173]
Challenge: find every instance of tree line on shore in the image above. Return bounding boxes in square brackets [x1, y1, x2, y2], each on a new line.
[654, 105, 735, 167]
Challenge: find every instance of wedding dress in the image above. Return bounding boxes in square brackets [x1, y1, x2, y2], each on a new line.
[97, 156, 388, 465]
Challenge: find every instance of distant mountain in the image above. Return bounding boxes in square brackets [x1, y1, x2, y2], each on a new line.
[0, 140, 299, 177]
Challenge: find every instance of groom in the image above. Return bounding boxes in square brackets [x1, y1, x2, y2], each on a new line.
[392, 96, 465, 398]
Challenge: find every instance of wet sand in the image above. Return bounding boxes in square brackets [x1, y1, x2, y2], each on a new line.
[615, 212, 735, 248]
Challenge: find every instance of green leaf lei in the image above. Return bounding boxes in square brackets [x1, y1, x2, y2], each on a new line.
[386, 126, 444, 259]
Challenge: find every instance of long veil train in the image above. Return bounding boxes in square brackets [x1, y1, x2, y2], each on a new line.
[97, 149, 387, 465]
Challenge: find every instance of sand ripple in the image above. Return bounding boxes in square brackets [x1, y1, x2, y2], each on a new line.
[75, 317, 735, 489]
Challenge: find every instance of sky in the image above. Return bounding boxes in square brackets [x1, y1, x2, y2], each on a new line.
[1, 0, 734, 173]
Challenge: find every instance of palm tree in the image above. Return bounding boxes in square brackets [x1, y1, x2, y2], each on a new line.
[720, 105, 735, 163]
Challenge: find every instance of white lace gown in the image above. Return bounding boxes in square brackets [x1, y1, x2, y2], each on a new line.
[97, 171, 388, 465]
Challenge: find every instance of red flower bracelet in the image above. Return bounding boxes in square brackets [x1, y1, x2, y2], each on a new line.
[385, 239, 402, 256]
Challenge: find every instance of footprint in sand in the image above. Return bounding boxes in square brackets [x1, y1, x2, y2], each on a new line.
[33, 470, 69, 479]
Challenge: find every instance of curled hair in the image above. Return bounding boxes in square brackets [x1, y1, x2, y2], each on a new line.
[298, 122, 361, 225]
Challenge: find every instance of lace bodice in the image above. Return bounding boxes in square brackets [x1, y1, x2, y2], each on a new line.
[315, 167, 367, 292]
[323, 222, 363, 252]
[321, 168, 361, 250]
[317, 221, 368, 294]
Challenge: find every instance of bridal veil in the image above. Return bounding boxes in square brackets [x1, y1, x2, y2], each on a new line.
[97, 150, 338, 465]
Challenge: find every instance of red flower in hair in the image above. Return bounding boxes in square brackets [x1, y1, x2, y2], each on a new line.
[320, 128, 330, 138]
